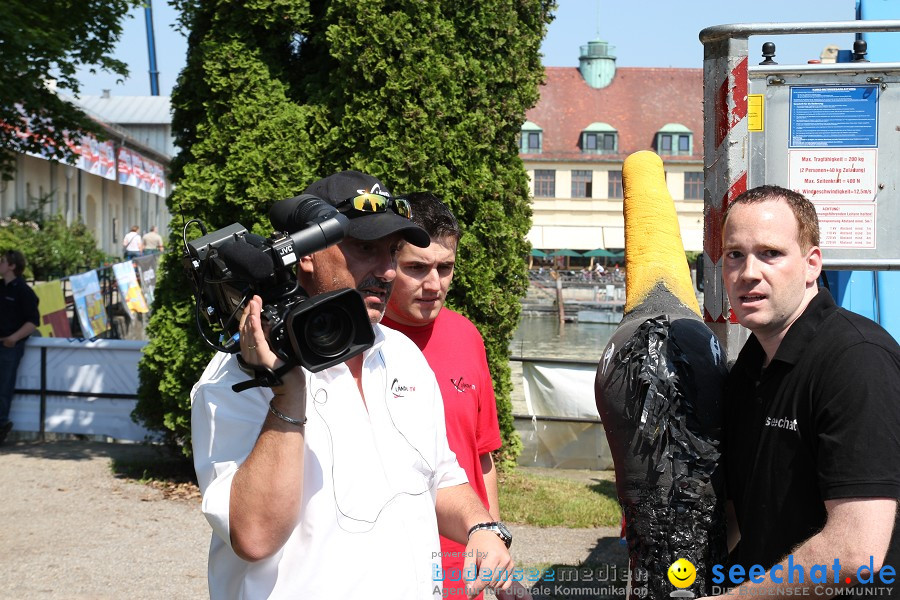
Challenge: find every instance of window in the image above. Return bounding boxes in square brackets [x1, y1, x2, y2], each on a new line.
[602, 133, 616, 151]
[520, 121, 543, 154]
[684, 172, 704, 200]
[581, 123, 617, 154]
[661, 134, 673, 153]
[534, 170, 556, 197]
[608, 170, 623, 199]
[571, 170, 592, 198]
[656, 124, 693, 156]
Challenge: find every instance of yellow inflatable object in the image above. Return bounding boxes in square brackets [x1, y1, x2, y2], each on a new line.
[623, 151, 700, 316]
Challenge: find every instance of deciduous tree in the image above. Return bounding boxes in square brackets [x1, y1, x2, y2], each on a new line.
[0, 0, 139, 177]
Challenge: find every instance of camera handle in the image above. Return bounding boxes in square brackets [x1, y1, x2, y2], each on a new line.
[233, 354, 298, 392]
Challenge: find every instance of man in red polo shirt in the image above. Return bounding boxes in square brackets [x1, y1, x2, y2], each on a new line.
[382, 192, 524, 599]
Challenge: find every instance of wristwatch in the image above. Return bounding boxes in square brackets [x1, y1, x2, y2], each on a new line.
[467, 521, 512, 548]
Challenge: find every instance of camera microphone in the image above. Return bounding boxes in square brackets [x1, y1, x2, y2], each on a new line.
[218, 238, 275, 282]
[243, 233, 268, 248]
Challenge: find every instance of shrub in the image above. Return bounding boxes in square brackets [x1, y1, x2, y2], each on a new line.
[0, 202, 108, 279]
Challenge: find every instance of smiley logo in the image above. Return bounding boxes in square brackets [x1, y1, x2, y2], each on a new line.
[667, 558, 696, 588]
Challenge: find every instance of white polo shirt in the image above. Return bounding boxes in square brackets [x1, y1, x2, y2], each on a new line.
[191, 325, 467, 599]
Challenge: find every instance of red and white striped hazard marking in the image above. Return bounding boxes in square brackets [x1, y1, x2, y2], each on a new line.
[704, 54, 748, 324]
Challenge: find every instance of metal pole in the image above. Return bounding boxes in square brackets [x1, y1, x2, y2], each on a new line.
[144, 1, 160, 96]
[701, 33, 751, 361]
[556, 277, 566, 325]
[699, 20, 900, 44]
[39, 347, 47, 441]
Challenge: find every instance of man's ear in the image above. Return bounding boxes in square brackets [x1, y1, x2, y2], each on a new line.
[806, 246, 823, 285]
[297, 254, 315, 275]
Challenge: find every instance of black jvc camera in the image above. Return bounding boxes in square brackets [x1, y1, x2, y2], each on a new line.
[182, 194, 374, 386]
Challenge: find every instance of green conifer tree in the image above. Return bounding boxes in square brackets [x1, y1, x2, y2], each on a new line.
[135, 0, 554, 467]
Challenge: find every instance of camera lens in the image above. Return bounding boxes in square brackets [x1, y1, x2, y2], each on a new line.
[284, 287, 375, 372]
[304, 305, 354, 358]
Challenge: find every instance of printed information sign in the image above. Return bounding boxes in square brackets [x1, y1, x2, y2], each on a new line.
[789, 149, 877, 202]
[815, 204, 876, 250]
[789, 86, 878, 148]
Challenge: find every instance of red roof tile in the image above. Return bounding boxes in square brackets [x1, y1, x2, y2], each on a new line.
[523, 66, 704, 162]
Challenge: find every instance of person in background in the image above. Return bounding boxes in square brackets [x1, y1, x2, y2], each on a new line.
[122, 226, 143, 260]
[141, 226, 164, 255]
[713, 185, 900, 597]
[191, 172, 514, 599]
[382, 192, 525, 599]
[0, 250, 39, 444]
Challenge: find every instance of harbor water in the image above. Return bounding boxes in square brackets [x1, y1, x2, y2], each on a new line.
[510, 315, 617, 361]
[508, 315, 617, 415]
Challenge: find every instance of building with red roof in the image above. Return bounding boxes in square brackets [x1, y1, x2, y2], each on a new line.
[520, 39, 704, 252]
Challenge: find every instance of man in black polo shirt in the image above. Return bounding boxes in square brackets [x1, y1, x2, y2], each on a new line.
[0, 249, 39, 444]
[716, 185, 900, 597]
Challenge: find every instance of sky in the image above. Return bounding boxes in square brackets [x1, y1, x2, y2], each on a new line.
[74, 0, 861, 98]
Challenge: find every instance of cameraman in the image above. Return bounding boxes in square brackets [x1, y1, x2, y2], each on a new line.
[190, 171, 514, 599]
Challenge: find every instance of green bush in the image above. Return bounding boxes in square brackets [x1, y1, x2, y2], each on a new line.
[0, 205, 108, 279]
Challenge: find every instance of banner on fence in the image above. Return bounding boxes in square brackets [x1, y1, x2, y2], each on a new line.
[11, 338, 154, 442]
[132, 254, 159, 307]
[112, 261, 149, 317]
[32, 281, 71, 338]
[69, 270, 109, 338]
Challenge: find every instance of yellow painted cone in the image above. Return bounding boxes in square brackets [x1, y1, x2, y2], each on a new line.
[622, 151, 700, 316]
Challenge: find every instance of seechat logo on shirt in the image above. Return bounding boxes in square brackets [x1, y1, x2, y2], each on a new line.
[764, 415, 798, 432]
[711, 555, 895, 591]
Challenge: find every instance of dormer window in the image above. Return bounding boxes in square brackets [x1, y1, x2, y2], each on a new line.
[581, 122, 617, 154]
[656, 123, 692, 156]
[520, 121, 543, 154]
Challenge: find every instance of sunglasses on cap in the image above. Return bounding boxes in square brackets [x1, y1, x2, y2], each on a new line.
[335, 193, 412, 219]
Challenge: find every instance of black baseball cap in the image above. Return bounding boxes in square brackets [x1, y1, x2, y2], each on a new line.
[303, 171, 429, 248]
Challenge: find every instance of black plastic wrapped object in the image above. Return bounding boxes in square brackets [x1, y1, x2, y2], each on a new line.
[596, 285, 727, 598]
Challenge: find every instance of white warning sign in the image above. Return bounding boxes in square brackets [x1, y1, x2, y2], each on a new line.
[815, 203, 876, 250]
[789, 149, 877, 202]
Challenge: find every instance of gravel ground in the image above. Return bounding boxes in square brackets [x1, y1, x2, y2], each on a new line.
[0, 440, 625, 600]
[1, 440, 208, 600]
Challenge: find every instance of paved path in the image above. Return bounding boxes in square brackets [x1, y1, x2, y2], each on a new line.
[0, 440, 625, 600]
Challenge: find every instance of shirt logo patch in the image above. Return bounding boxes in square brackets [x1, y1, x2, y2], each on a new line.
[450, 377, 475, 393]
[391, 378, 415, 398]
[764, 416, 798, 432]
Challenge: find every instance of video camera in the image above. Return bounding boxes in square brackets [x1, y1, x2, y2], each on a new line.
[182, 194, 375, 388]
